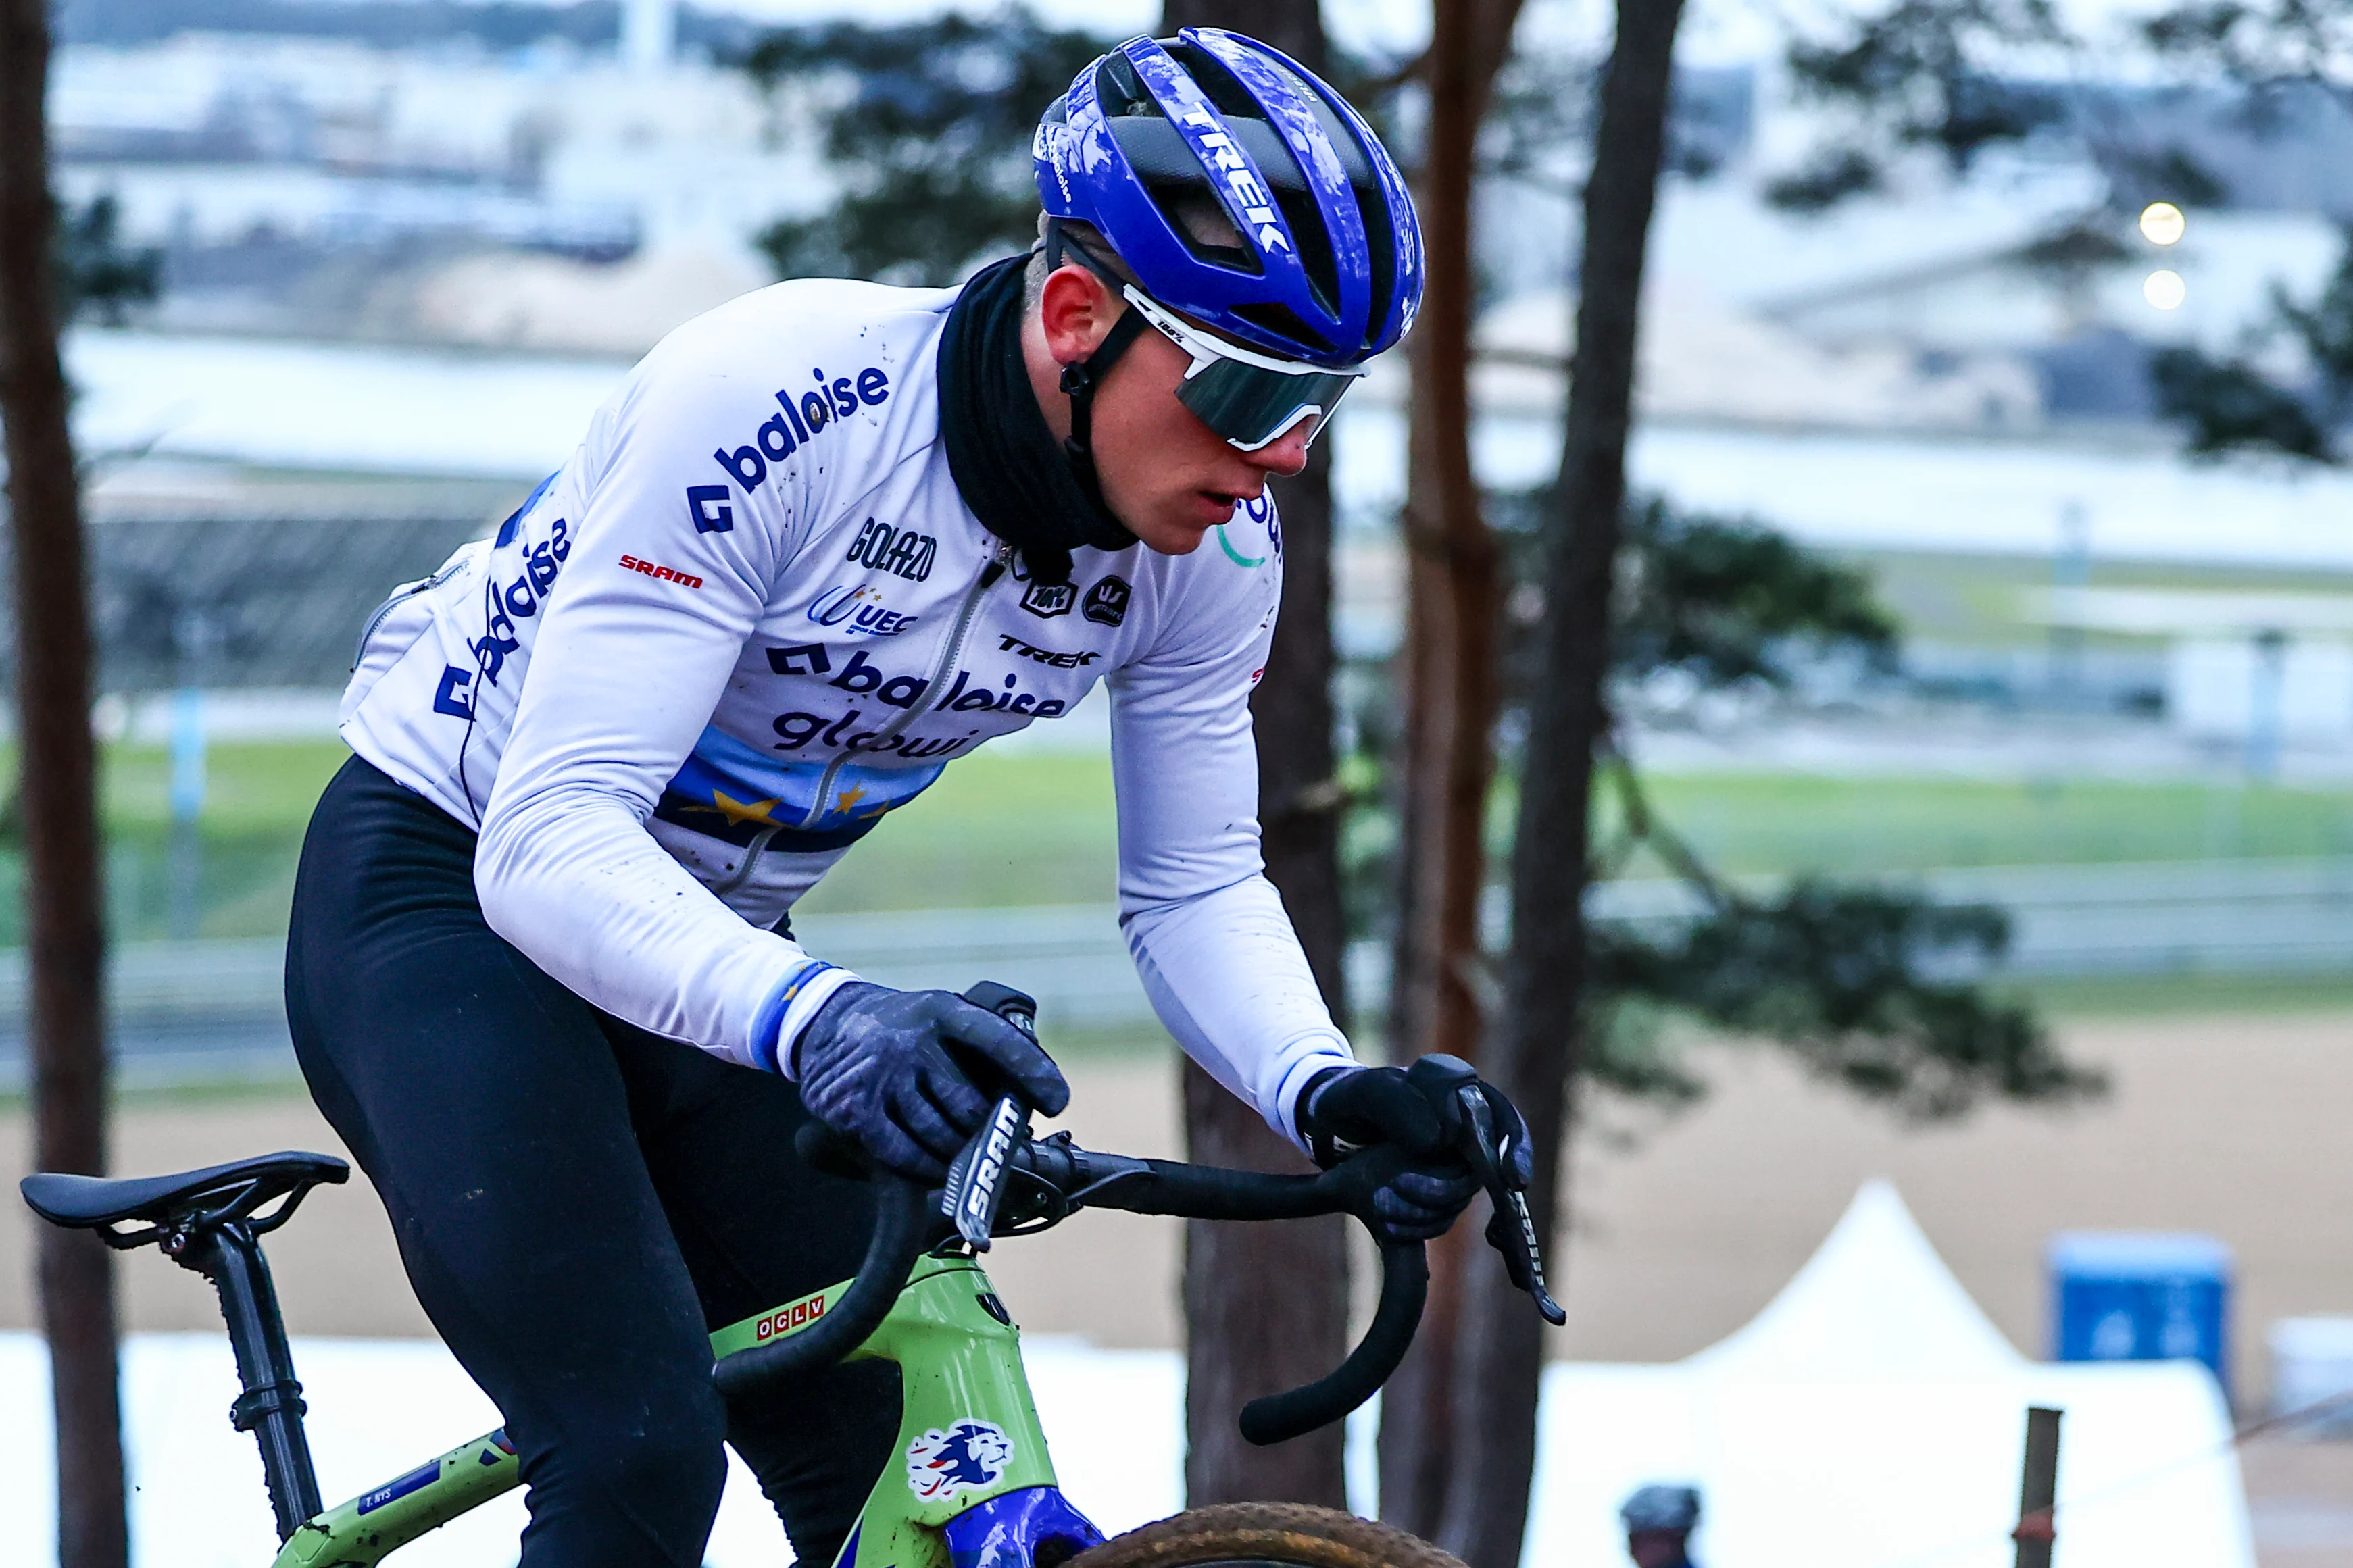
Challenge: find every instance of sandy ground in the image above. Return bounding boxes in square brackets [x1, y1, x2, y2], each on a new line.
[1559, 1010, 2353, 1385]
[5, 1009, 2352, 1561]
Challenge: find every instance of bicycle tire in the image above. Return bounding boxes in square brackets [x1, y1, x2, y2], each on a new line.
[1063, 1503, 1465, 1568]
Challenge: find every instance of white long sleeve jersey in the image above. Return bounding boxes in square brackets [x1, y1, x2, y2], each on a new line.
[341, 276, 1354, 1148]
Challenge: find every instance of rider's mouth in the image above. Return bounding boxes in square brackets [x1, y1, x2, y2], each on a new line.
[1194, 490, 1240, 523]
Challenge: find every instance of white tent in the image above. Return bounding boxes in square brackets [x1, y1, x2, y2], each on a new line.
[1523, 1181, 2254, 1568]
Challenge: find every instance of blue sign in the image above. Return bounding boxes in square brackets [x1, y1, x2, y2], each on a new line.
[2048, 1231, 2233, 1397]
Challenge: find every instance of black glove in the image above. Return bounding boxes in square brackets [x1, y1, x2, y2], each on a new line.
[795, 982, 1070, 1184]
[1297, 1057, 1535, 1242]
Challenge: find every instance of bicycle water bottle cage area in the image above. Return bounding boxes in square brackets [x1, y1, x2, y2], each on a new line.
[22, 1150, 349, 1252]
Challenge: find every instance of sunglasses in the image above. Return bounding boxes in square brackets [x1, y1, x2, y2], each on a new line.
[1119, 286, 1365, 453]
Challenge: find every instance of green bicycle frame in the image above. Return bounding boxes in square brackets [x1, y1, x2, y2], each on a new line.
[270, 1255, 1074, 1568]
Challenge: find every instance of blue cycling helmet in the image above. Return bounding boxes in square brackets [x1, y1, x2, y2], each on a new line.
[1033, 28, 1423, 370]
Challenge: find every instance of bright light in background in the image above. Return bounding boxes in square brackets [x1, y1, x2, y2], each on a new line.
[2139, 202, 2187, 245]
[2144, 269, 2187, 311]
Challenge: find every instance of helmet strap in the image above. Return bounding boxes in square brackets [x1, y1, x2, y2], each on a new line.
[1045, 220, 1151, 513]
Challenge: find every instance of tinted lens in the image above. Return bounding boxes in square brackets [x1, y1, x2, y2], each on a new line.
[1176, 359, 1359, 451]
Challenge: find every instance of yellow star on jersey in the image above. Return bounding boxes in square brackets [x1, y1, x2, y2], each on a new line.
[693, 789, 783, 828]
[835, 783, 899, 821]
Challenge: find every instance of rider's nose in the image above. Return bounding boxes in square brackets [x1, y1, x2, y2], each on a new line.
[1245, 422, 1315, 479]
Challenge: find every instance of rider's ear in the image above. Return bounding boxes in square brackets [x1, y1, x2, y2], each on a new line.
[1037, 263, 1116, 365]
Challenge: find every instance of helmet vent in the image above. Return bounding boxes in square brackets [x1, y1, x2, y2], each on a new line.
[1149, 183, 1262, 276]
[1231, 300, 1335, 359]
[1097, 51, 1150, 115]
[1164, 39, 1260, 121]
[1352, 134, 1397, 347]
[1273, 181, 1339, 321]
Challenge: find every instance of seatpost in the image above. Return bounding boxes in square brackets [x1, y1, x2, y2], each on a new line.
[169, 1220, 324, 1540]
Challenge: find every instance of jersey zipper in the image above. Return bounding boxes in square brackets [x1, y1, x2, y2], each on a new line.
[349, 554, 470, 672]
[797, 537, 1012, 829]
[712, 538, 1012, 897]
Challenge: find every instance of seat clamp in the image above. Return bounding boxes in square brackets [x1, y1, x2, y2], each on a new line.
[230, 1380, 307, 1432]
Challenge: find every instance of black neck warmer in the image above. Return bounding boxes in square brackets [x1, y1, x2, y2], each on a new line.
[937, 254, 1137, 586]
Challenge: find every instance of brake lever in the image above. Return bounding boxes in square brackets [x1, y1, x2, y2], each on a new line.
[939, 981, 1045, 1250]
[941, 1094, 1029, 1250]
[1453, 1085, 1566, 1327]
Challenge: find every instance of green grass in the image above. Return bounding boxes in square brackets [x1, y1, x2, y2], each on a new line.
[1849, 549, 2353, 651]
[101, 740, 353, 834]
[0, 742, 352, 945]
[99, 741, 352, 942]
[0, 742, 1119, 941]
[1620, 773, 2353, 876]
[2010, 969, 2353, 1018]
[795, 752, 1119, 914]
[14, 742, 2353, 961]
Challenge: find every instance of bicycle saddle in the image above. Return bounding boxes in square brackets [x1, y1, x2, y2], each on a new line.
[22, 1150, 347, 1237]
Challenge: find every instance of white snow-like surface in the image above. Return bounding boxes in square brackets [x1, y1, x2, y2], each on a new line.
[0, 1332, 1182, 1567]
[1335, 405, 2353, 572]
[60, 329, 2353, 574]
[0, 1195, 2252, 1567]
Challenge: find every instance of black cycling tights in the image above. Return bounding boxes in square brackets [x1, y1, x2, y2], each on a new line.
[286, 757, 899, 1567]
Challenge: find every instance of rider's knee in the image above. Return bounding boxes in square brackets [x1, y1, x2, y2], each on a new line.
[549, 1393, 730, 1545]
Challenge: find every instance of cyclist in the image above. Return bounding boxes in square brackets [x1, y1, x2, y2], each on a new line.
[290, 29, 1533, 1568]
[1620, 1484, 1703, 1568]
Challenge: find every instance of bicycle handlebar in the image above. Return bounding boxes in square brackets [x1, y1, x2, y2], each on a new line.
[710, 1178, 929, 1400]
[710, 1131, 1433, 1441]
[1023, 1141, 1437, 1446]
[710, 985, 1562, 1443]
[1243, 1241, 1427, 1446]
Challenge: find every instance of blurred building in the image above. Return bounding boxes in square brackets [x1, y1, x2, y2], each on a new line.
[49, 2, 801, 350]
[1465, 177, 2343, 440]
[43, 1, 2353, 750]
[1475, 43, 2353, 434]
[1431, 51, 2353, 738]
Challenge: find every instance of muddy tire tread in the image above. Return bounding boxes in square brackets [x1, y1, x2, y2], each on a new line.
[1065, 1502, 1464, 1568]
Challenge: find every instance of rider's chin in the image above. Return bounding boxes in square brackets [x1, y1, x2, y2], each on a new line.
[1124, 506, 1214, 555]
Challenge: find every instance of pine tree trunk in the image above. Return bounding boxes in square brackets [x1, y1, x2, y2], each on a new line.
[0, 2, 128, 1565]
[1439, 1, 1687, 1562]
[1160, 0, 1352, 1510]
[1376, 0, 1523, 1537]
[1181, 435, 1350, 1509]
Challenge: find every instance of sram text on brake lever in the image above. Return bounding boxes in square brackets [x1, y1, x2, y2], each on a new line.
[941, 1094, 1029, 1250]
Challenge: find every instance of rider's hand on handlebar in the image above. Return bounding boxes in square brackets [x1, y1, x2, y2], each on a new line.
[794, 983, 1070, 1184]
[1297, 1059, 1535, 1242]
